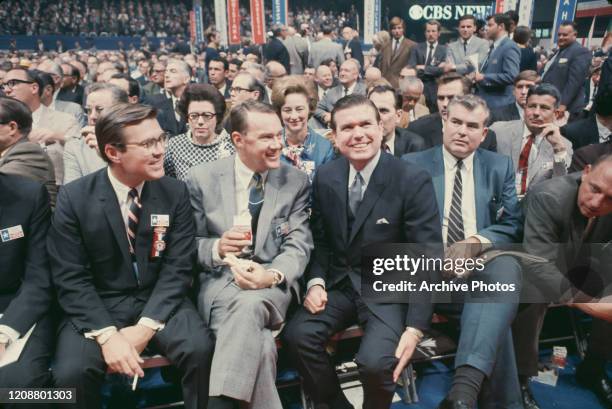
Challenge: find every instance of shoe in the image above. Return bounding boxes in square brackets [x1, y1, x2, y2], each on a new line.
[520, 384, 541, 409]
[437, 397, 473, 409]
[576, 365, 612, 408]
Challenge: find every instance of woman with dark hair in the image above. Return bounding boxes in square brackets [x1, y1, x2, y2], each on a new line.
[164, 83, 234, 180]
[271, 75, 335, 182]
[514, 25, 538, 72]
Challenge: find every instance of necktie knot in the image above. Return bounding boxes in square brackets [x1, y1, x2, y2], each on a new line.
[455, 159, 463, 170]
[128, 188, 141, 208]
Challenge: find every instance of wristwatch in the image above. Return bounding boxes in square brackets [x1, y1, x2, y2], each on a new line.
[270, 270, 283, 287]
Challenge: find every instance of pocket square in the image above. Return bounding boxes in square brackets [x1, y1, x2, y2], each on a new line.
[376, 218, 390, 225]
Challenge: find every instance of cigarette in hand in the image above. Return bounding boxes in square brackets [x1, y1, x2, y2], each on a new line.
[132, 374, 138, 391]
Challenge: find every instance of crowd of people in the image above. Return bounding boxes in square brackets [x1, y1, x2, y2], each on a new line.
[1, 8, 612, 409]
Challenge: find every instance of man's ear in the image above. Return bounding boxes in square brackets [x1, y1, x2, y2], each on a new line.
[231, 131, 243, 148]
[104, 144, 122, 164]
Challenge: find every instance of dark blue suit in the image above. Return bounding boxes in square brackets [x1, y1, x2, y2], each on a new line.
[477, 37, 521, 109]
[403, 146, 524, 408]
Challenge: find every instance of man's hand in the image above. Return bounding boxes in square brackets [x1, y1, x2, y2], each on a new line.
[444, 236, 483, 278]
[100, 332, 144, 377]
[323, 113, 331, 125]
[120, 324, 155, 355]
[304, 285, 327, 314]
[81, 125, 99, 151]
[393, 329, 419, 382]
[0, 343, 6, 361]
[540, 123, 566, 154]
[473, 72, 485, 82]
[29, 128, 64, 145]
[438, 62, 455, 73]
[415, 64, 425, 71]
[218, 227, 252, 258]
[230, 260, 275, 290]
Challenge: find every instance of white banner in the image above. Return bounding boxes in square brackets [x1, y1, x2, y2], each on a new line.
[214, 0, 229, 47]
[504, 0, 519, 12]
[364, 0, 380, 45]
[518, 0, 534, 27]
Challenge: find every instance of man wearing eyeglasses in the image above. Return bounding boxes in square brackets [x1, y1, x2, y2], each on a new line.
[49, 103, 214, 409]
[2, 68, 80, 185]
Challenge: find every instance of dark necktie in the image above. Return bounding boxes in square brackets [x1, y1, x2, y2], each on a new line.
[482, 44, 494, 69]
[127, 188, 142, 280]
[425, 44, 434, 66]
[348, 172, 364, 217]
[343, 86, 349, 96]
[248, 173, 264, 243]
[393, 39, 400, 55]
[383, 143, 391, 154]
[447, 160, 465, 245]
[517, 134, 535, 195]
[463, 40, 468, 54]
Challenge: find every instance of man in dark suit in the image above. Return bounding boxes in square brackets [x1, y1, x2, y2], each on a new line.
[145, 59, 188, 136]
[408, 73, 497, 151]
[474, 14, 521, 109]
[541, 21, 591, 120]
[561, 87, 612, 150]
[407, 19, 448, 112]
[380, 17, 416, 89]
[264, 26, 291, 74]
[48, 103, 214, 409]
[569, 142, 612, 172]
[512, 156, 612, 409]
[367, 84, 426, 156]
[0, 174, 53, 409]
[489, 70, 539, 124]
[0, 96, 56, 205]
[57, 63, 85, 105]
[404, 94, 523, 409]
[283, 95, 442, 409]
[208, 58, 232, 100]
[341, 25, 364, 72]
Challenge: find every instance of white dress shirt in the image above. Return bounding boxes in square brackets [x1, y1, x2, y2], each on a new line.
[383, 132, 395, 155]
[596, 115, 611, 143]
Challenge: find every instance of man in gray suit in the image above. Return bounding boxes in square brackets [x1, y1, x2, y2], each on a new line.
[37, 60, 86, 126]
[186, 100, 313, 409]
[446, 14, 490, 76]
[0, 96, 56, 205]
[491, 83, 572, 197]
[473, 13, 521, 109]
[308, 24, 345, 69]
[63, 83, 128, 183]
[283, 26, 309, 75]
[314, 59, 366, 127]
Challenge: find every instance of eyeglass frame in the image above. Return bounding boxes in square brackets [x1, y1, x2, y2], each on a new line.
[186, 111, 217, 122]
[111, 132, 169, 151]
[1, 79, 35, 90]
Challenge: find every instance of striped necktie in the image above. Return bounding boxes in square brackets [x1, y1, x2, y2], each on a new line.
[127, 188, 142, 280]
[447, 160, 465, 245]
[248, 173, 264, 244]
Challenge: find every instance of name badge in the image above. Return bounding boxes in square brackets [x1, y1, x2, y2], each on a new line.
[151, 214, 170, 227]
[0, 225, 24, 242]
[275, 221, 290, 238]
[558, 58, 568, 64]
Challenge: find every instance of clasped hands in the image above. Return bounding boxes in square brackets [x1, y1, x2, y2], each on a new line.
[100, 324, 155, 378]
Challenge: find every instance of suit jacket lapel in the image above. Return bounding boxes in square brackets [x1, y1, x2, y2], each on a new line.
[219, 158, 236, 230]
[100, 172, 132, 267]
[136, 182, 157, 276]
[331, 158, 349, 244]
[511, 123, 524, 170]
[431, 148, 445, 226]
[255, 169, 280, 254]
[473, 150, 488, 230]
[349, 155, 389, 244]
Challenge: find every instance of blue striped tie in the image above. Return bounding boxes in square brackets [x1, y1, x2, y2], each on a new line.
[447, 160, 465, 245]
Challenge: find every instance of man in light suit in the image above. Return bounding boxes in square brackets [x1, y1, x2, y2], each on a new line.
[36, 62, 86, 126]
[491, 83, 573, 197]
[0, 96, 56, 205]
[541, 21, 591, 119]
[186, 101, 313, 409]
[308, 24, 345, 70]
[512, 157, 612, 409]
[3, 68, 80, 185]
[403, 94, 523, 409]
[63, 83, 128, 184]
[446, 15, 490, 76]
[283, 26, 309, 75]
[380, 17, 416, 88]
[49, 103, 214, 409]
[474, 13, 521, 109]
[314, 59, 366, 127]
[407, 19, 448, 112]
[283, 95, 442, 409]
[0, 174, 54, 409]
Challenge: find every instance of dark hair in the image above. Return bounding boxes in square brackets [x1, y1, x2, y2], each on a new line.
[209, 57, 229, 71]
[595, 86, 612, 117]
[425, 19, 441, 32]
[559, 20, 578, 32]
[110, 73, 140, 98]
[63, 63, 81, 81]
[487, 13, 512, 32]
[320, 58, 335, 67]
[230, 100, 278, 136]
[0, 95, 32, 137]
[447, 94, 490, 127]
[505, 10, 519, 25]
[177, 83, 226, 133]
[9, 68, 41, 96]
[95, 103, 157, 163]
[34, 70, 55, 93]
[206, 32, 218, 43]
[321, 24, 333, 35]
[514, 70, 540, 85]
[458, 14, 477, 25]
[229, 58, 243, 69]
[271, 76, 317, 118]
[368, 84, 402, 110]
[389, 16, 404, 29]
[436, 72, 471, 95]
[330, 95, 381, 131]
[526, 83, 562, 108]
[233, 72, 266, 102]
[513, 26, 532, 46]
[592, 153, 612, 170]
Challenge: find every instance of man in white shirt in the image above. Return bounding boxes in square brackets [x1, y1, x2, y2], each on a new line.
[186, 100, 313, 409]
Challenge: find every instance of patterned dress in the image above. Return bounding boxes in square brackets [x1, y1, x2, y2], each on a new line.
[163, 129, 235, 181]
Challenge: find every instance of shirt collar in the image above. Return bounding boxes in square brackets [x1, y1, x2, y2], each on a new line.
[348, 149, 381, 187]
[343, 81, 357, 94]
[522, 123, 546, 143]
[493, 34, 507, 49]
[442, 145, 474, 173]
[235, 154, 269, 190]
[384, 131, 396, 152]
[427, 41, 438, 49]
[595, 115, 611, 141]
[107, 167, 144, 202]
